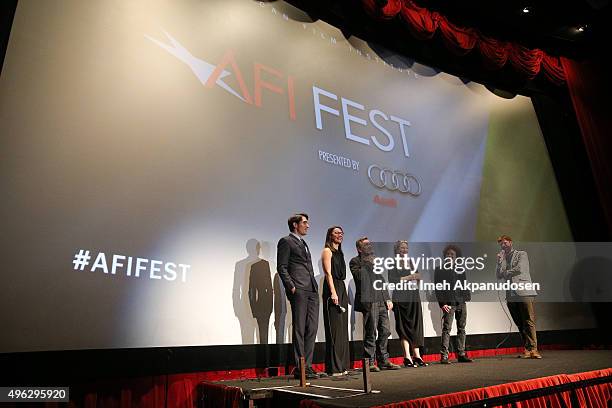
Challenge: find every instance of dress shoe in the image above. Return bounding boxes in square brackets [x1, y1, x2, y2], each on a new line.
[413, 357, 429, 367]
[378, 360, 401, 370]
[305, 366, 324, 378]
[404, 357, 418, 367]
[457, 354, 473, 363]
[440, 357, 452, 365]
[530, 351, 542, 359]
[291, 368, 313, 379]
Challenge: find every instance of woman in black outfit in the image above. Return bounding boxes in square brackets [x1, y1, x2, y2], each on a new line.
[388, 240, 428, 367]
[321, 226, 350, 375]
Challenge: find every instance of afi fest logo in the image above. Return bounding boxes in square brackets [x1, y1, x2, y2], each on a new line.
[146, 31, 414, 158]
[146, 31, 296, 120]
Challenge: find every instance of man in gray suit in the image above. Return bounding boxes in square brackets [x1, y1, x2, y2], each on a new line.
[495, 235, 541, 359]
[277, 213, 322, 378]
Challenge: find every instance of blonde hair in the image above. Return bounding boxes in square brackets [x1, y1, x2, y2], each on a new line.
[394, 240, 409, 254]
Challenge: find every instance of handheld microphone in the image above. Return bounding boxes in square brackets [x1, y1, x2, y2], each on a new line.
[328, 297, 346, 313]
[496, 250, 504, 264]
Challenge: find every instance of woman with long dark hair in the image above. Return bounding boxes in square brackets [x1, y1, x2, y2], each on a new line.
[321, 226, 350, 375]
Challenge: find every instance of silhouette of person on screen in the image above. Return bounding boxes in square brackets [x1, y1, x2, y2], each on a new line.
[233, 239, 272, 345]
[248, 257, 273, 344]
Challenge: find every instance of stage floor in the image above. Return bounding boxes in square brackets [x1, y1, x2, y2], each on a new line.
[214, 350, 612, 407]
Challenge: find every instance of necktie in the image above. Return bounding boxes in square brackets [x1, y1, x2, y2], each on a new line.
[302, 239, 309, 254]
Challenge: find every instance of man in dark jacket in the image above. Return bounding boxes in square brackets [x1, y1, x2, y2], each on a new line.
[277, 213, 322, 378]
[349, 237, 400, 371]
[434, 244, 473, 364]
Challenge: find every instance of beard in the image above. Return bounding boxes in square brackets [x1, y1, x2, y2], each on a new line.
[361, 250, 375, 264]
[362, 256, 375, 265]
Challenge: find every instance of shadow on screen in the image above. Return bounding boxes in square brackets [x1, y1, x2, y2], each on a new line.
[232, 239, 273, 346]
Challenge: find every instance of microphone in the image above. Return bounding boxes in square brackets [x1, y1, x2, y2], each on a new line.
[496, 250, 504, 265]
[328, 297, 346, 313]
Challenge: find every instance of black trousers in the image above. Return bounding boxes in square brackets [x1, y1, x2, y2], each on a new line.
[290, 289, 319, 367]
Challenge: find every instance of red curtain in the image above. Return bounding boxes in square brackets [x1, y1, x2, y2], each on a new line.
[199, 382, 242, 408]
[72, 374, 242, 408]
[362, 0, 402, 20]
[478, 35, 509, 69]
[438, 19, 477, 56]
[508, 44, 544, 79]
[399, 1, 439, 40]
[65, 367, 611, 408]
[481, 374, 571, 408]
[567, 368, 612, 407]
[361, 0, 566, 84]
[298, 369, 611, 408]
[541, 54, 566, 85]
[561, 57, 612, 236]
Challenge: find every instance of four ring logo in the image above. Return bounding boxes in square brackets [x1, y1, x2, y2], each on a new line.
[367, 165, 422, 196]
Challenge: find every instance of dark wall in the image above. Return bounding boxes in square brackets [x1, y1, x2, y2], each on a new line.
[0, 329, 605, 385]
[532, 90, 609, 241]
[0, 0, 17, 76]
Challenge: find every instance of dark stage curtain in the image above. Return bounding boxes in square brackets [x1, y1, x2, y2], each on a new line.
[69, 374, 243, 408]
[40, 367, 609, 408]
[561, 57, 612, 237]
[361, 0, 566, 84]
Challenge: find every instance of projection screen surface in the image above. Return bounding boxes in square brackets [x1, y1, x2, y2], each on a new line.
[0, 0, 590, 353]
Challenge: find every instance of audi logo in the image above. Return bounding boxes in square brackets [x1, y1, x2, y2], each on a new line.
[367, 165, 422, 196]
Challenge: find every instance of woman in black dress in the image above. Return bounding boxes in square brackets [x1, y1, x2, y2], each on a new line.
[388, 240, 427, 367]
[321, 226, 350, 375]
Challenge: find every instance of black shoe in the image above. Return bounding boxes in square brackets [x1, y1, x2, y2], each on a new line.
[292, 367, 319, 379]
[403, 358, 418, 368]
[291, 368, 303, 379]
[414, 357, 429, 367]
[457, 354, 473, 363]
[305, 366, 323, 378]
[440, 357, 452, 365]
[378, 360, 401, 370]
